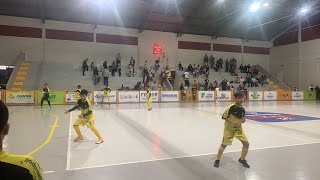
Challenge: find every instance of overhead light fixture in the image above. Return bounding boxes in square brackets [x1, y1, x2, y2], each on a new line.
[217, 0, 224, 3]
[300, 7, 309, 14]
[263, 3, 269, 7]
[249, 2, 261, 12]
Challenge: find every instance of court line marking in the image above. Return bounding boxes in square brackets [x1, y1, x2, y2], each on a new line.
[44, 171, 55, 174]
[66, 111, 73, 171]
[67, 141, 319, 171]
[27, 113, 59, 156]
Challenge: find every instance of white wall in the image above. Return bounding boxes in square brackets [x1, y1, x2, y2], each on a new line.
[270, 39, 320, 89]
[0, 15, 270, 71]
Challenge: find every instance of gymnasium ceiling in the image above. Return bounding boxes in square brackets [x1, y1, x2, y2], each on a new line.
[0, 0, 320, 41]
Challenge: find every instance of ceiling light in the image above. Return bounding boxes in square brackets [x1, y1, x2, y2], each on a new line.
[249, 2, 261, 12]
[217, 0, 224, 3]
[300, 8, 309, 14]
[263, 3, 269, 7]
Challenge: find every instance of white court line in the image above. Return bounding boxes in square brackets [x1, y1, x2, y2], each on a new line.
[245, 124, 313, 143]
[44, 171, 55, 174]
[67, 141, 319, 171]
[66, 111, 72, 171]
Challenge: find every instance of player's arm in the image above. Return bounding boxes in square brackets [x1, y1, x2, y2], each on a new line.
[241, 109, 246, 123]
[26, 156, 44, 180]
[64, 101, 80, 114]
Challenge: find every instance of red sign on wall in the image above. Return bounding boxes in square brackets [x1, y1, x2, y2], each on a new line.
[153, 43, 163, 55]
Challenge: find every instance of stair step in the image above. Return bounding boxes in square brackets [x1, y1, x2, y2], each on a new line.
[16, 76, 26, 81]
[20, 66, 29, 70]
[13, 81, 24, 86]
[18, 71, 28, 75]
[11, 87, 23, 91]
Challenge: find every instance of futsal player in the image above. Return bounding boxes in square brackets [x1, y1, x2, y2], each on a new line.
[65, 90, 104, 144]
[146, 88, 152, 111]
[214, 91, 250, 168]
[101, 85, 111, 105]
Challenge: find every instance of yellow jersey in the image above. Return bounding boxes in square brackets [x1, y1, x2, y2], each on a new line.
[222, 103, 245, 131]
[0, 151, 44, 180]
[77, 98, 93, 118]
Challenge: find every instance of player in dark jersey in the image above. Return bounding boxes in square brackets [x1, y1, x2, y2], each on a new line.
[214, 91, 250, 168]
[40, 83, 51, 108]
[0, 100, 44, 180]
[65, 89, 104, 144]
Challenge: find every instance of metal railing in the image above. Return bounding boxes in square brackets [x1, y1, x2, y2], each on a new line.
[252, 64, 291, 90]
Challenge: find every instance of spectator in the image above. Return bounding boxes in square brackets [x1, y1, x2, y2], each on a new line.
[93, 67, 99, 85]
[155, 58, 160, 70]
[82, 59, 89, 76]
[116, 53, 121, 67]
[309, 84, 315, 91]
[204, 54, 208, 66]
[221, 80, 228, 91]
[239, 64, 244, 73]
[130, 57, 135, 73]
[225, 59, 229, 72]
[178, 62, 183, 71]
[118, 66, 121, 77]
[128, 64, 133, 77]
[103, 60, 108, 69]
[103, 68, 109, 86]
[292, 87, 298, 91]
[210, 55, 215, 69]
[184, 71, 190, 88]
[111, 61, 117, 76]
[90, 62, 95, 71]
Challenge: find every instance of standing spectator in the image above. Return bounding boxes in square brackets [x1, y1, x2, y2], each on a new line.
[130, 57, 135, 73]
[225, 59, 230, 72]
[93, 67, 99, 85]
[184, 71, 190, 88]
[118, 66, 121, 77]
[82, 59, 89, 76]
[239, 64, 244, 73]
[103, 68, 109, 86]
[116, 53, 121, 67]
[111, 61, 117, 76]
[155, 58, 160, 70]
[210, 55, 215, 69]
[204, 54, 208, 66]
[90, 62, 95, 71]
[128, 64, 133, 77]
[292, 87, 298, 91]
[178, 62, 183, 71]
[103, 60, 108, 69]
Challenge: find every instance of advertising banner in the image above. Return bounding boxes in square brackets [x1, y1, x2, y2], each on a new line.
[292, 91, 303, 100]
[198, 91, 215, 102]
[118, 91, 140, 103]
[66, 91, 92, 103]
[264, 91, 277, 101]
[93, 91, 117, 103]
[277, 90, 292, 101]
[160, 91, 179, 102]
[37, 91, 65, 104]
[6, 91, 35, 104]
[216, 91, 232, 102]
[304, 91, 316, 100]
[140, 91, 159, 102]
[249, 91, 263, 101]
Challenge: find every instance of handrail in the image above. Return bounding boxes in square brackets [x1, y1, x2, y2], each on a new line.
[252, 64, 291, 90]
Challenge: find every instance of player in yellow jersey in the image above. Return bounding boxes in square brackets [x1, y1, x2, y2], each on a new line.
[146, 88, 152, 111]
[0, 100, 44, 180]
[214, 91, 250, 168]
[65, 89, 104, 144]
[101, 85, 111, 105]
[75, 85, 82, 100]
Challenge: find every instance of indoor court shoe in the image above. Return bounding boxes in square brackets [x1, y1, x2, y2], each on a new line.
[74, 137, 84, 142]
[214, 160, 220, 168]
[95, 139, 104, 144]
[238, 159, 250, 168]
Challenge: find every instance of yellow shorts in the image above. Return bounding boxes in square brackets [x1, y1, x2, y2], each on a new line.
[103, 94, 109, 97]
[222, 128, 248, 146]
[74, 115, 94, 128]
[147, 99, 152, 103]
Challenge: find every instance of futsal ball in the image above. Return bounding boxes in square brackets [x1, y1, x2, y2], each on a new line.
[95, 103, 98, 106]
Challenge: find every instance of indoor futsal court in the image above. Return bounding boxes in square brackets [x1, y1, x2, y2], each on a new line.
[4, 101, 320, 180]
[1, 0, 320, 180]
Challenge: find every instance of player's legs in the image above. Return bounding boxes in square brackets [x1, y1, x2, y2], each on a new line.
[101, 95, 105, 104]
[73, 118, 84, 141]
[214, 130, 234, 168]
[147, 99, 152, 110]
[236, 130, 250, 168]
[47, 99, 51, 107]
[87, 116, 104, 144]
[40, 97, 44, 107]
[107, 96, 110, 105]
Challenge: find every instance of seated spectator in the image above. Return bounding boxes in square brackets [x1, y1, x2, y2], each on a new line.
[309, 84, 315, 91]
[292, 87, 298, 91]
